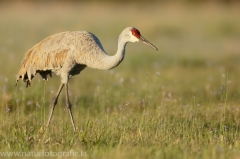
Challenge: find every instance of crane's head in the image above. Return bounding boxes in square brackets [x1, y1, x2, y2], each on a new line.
[122, 27, 158, 51]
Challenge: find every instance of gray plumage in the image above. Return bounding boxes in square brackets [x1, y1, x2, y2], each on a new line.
[16, 27, 158, 131]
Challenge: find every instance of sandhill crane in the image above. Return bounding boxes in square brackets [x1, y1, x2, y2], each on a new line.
[16, 27, 158, 131]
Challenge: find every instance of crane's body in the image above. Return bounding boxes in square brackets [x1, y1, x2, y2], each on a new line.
[16, 27, 158, 131]
[17, 31, 121, 86]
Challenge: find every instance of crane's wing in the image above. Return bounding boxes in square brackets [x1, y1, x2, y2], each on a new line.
[16, 32, 71, 87]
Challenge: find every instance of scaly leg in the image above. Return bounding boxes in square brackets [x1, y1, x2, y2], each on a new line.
[46, 83, 64, 127]
[65, 82, 76, 131]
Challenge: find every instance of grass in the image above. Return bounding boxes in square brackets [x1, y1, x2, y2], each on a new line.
[1, 1, 240, 159]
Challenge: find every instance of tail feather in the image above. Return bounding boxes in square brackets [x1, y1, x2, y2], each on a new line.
[16, 42, 53, 87]
[16, 31, 71, 87]
[16, 69, 52, 87]
[16, 47, 52, 87]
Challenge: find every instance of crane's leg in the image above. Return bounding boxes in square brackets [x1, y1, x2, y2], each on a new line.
[65, 82, 76, 131]
[46, 83, 64, 127]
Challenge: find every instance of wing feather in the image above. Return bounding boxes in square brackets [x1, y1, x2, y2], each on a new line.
[16, 32, 70, 87]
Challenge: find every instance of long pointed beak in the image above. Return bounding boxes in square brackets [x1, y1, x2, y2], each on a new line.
[139, 36, 158, 51]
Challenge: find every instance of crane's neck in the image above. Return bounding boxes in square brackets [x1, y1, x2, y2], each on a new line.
[106, 37, 127, 70]
[77, 32, 130, 70]
[94, 33, 128, 70]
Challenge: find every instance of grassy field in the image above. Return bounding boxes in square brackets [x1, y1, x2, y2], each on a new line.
[1, 1, 240, 159]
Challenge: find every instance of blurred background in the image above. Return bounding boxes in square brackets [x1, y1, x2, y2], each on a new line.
[0, 0, 240, 113]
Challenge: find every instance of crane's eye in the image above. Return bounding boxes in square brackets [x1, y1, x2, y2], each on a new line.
[131, 28, 141, 39]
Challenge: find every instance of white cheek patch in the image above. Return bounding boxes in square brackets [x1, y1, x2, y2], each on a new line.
[124, 34, 131, 39]
[130, 35, 139, 42]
